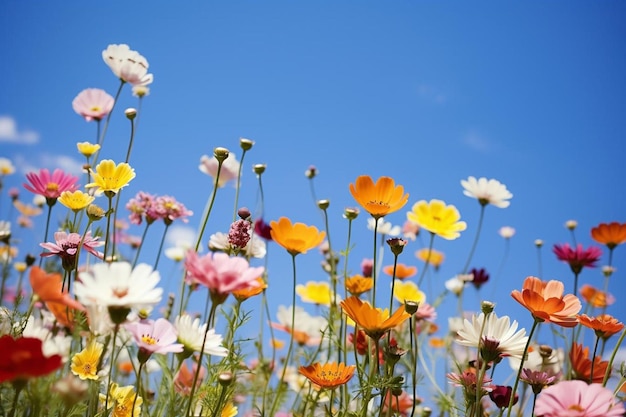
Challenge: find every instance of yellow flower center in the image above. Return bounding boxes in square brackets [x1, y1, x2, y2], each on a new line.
[46, 182, 59, 192]
[91, 106, 102, 112]
[141, 334, 158, 345]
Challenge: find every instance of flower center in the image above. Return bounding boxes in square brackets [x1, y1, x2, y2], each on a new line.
[141, 334, 158, 345]
[90, 106, 102, 112]
[46, 182, 59, 192]
[112, 287, 129, 298]
[568, 404, 585, 412]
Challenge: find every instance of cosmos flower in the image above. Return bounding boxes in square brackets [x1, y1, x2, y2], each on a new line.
[76, 142, 101, 158]
[488, 385, 518, 409]
[71, 340, 103, 380]
[590, 222, 626, 249]
[0, 336, 63, 383]
[296, 281, 335, 306]
[349, 175, 409, 219]
[534, 380, 624, 417]
[461, 176, 513, 208]
[345, 275, 373, 296]
[367, 218, 401, 236]
[340, 296, 410, 340]
[253, 218, 273, 241]
[174, 314, 228, 357]
[447, 369, 493, 397]
[40, 231, 104, 270]
[125, 318, 184, 362]
[72, 88, 115, 122]
[455, 313, 528, 361]
[569, 343, 609, 383]
[270, 217, 325, 256]
[102, 44, 153, 86]
[29, 266, 85, 312]
[579, 284, 615, 308]
[23, 168, 79, 201]
[499, 226, 516, 239]
[298, 362, 355, 389]
[86, 160, 136, 195]
[126, 191, 158, 225]
[553, 243, 602, 275]
[511, 276, 581, 327]
[577, 314, 624, 339]
[415, 248, 445, 269]
[383, 263, 417, 280]
[392, 280, 426, 304]
[407, 199, 467, 240]
[153, 195, 193, 225]
[519, 369, 559, 394]
[199, 152, 240, 188]
[58, 190, 95, 212]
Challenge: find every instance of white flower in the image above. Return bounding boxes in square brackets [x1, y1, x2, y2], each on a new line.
[367, 218, 401, 236]
[165, 247, 186, 262]
[208, 231, 266, 259]
[461, 176, 512, 208]
[21, 316, 72, 362]
[0, 157, 15, 176]
[445, 275, 471, 296]
[509, 344, 564, 375]
[0, 221, 10, 241]
[199, 152, 240, 188]
[33, 194, 46, 207]
[275, 305, 328, 346]
[75, 262, 163, 311]
[498, 226, 516, 239]
[456, 313, 528, 360]
[102, 44, 153, 86]
[174, 314, 228, 357]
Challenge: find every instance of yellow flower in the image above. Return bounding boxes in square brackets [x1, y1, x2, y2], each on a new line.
[270, 217, 325, 256]
[345, 275, 373, 296]
[349, 175, 409, 219]
[86, 160, 136, 195]
[407, 199, 467, 240]
[77, 141, 101, 158]
[296, 281, 333, 305]
[71, 340, 103, 380]
[415, 248, 445, 269]
[100, 383, 142, 417]
[14, 262, 27, 273]
[393, 280, 426, 304]
[58, 190, 95, 212]
[340, 296, 410, 340]
[221, 402, 238, 417]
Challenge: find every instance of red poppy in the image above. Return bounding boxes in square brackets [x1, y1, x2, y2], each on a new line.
[0, 336, 62, 383]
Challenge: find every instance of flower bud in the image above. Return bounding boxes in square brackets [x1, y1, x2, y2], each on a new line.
[343, 207, 359, 220]
[239, 137, 254, 151]
[214, 147, 230, 163]
[534, 239, 544, 247]
[405, 300, 419, 315]
[317, 199, 330, 210]
[87, 204, 105, 221]
[387, 238, 407, 256]
[253, 164, 266, 175]
[218, 372, 233, 386]
[481, 300, 495, 315]
[565, 220, 577, 230]
[305, 165, 317, 179]
[125, 108, 137, 120]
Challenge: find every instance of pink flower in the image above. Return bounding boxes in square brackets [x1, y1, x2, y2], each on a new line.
[184, 251, 264, 301]
[125, 318, 183, 363]
[72, 88, 114, 122]
[153, 196, 193, 225]
[228, 219, 251, 249]
[198, 153, 240, 188]
[253, 218, 273, 241]
[40, 231, 104, 270]
[553, 243, 602, 275]
[534, 380, 624, 417]
[24, 169, 79, 201]
[126, 191, 158, 225]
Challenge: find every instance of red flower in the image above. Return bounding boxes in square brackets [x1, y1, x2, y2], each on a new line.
[489, 385, 518, 409]
[0, 336, 62, 383]
[553, 243, 602, 274]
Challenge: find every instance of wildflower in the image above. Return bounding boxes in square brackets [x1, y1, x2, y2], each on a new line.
[51, 374, 89, 408]
[126, 191, 158, 225]
[407, 199, 467, 240]
[199, 151, 240, 188]
[577, 314, 624, 339]
[153, 195, 193, 225]
[174, 314, 228, 357]
[569, 343, 609, 383]
[461, 176, 513, 208]
[174, 361, 206, 395]
[58, 190, 95, 212]
[553, 243, 602, 274]
[227, 219, 251, 249]
[520, 369, 559, 394]
[298, 362, 355, 389]
[383, 263, 417, 279]
[340, 296, 410, 340]
[345, 275, 373, 296]
[579, 284, 615, 308]
[221, 403, 238, 417]
[0, 335, 63, 383]
[445, 276, 468, 296]
[296, 281, 334, 306]
[402, 220, 420, 240]
[86, 160, 135, 195]
[272, 305, 327, 346]
[305, 165, 317, 178]
[40, 230, 104, 270]
[349, 175, 409, 219]
[0, 221, 10, 243]
[23, 168, 79, 201]
[126, 318, 183, 363]
[132, 85, 150, 97]
[381, 389, 415, 416]
[456, 313, 528, 361]
[469, 267, 489, 289]
[72, 88, 114, 122]
[393, 280, 425, 304]
[566, 220, 578, 230]
[71, 340, 103, 380]
[102, 43, 153, 86]
[511, 276, 581, 327]
[0, 157, 15, 176]
[232, 277, 267, 302]
[209, 231, 267, 259]
[534, 380, 624, 417]
[100, 383, 143, 417]
[498, 226, 515, 238]
[29, 266, 85, 312]
[488, 385, 518, 409]
[254, 218, 273, 241]
[415, 248, 444, 269]
[361, 258, 373, 277]
[270, 217, 325, 256]
[447, 369, 493, 397]
[591, 222, 626, 249]
[367, 217, 401, 236]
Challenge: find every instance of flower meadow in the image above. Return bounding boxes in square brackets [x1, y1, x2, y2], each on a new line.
[0, 44, 625, 417]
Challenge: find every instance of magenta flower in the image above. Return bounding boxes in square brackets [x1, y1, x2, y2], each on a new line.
[126, 191, 158, 225]
[40, 231, 104, 270]
[253, 218, 273, 241]
[72, 88, 115, 122]
[125, 318, 184, 363]
[153, 196, 193, 225]
[184, 251, 264, 302]
[24, 169, 79, 201]
[534, 380, 624, 417]
[553, 243, 602, 275]
[228, 219, 251, 249]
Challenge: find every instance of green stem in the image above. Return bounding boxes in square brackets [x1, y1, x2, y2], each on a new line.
[589, 334, 600, 384]
[417, 233, 435, 287]
[371, 217, 379, 307]
[103, 192, 115, 262]
[92, 80, 125, 166]
[125, 112, 136, 164]
[153, 223, 170, 270]
[506, 319, 539, 417]
[132, 223, 151, 267]
[462, 204, 485, 274]
[39, 201, 55, 267]
[232, 149, 248, 222]
[131, 362, 144, 417]
[603, 328, 626, 386]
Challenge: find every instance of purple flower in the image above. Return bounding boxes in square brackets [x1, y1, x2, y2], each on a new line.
[469, 267, 490, 289]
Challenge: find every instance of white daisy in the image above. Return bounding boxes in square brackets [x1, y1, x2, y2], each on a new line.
[456, 313, 528, 360]
[174, 314, 228, 357]
[367, 218, 401, 236]
[461, 176, 513, 208]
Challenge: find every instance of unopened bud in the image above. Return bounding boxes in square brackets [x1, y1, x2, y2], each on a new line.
[218, 372, 233, 386]
[481, 301, 495, 315]
[87, 204, 105, 221]
[214, 147, 230, 162]
[305, 165, 317, 179]
[405, 301, 419, 315]
[124, 108, 137, 120]
[253, 164, 266, 175]
[539, 345, 553, 359]
[239, 138, 254, 151]
[534, 239, 544, 248]
[565, 220, 577, 230]
[343, 207, 359, 220]
[238, 207, 251, 220]
[317, 199, 330, 210]
[387, 238, 407, 256]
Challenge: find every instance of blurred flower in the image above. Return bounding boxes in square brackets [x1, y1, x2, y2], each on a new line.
[86, 160, 135, 195]
[345, 275, 373, 296]
[367, 218, 401, 236]
[102, 43, 153, 86]
[14, 200, 42, 217]
[469, 267, 489, 289]
[254, 218, 273, 241]
[174, 314, 228, 357]
[383, 263, 417, 280]
[71, 340, 103, 380]
[100, 382, 142, 417]
[340, 296, 410, 340]
[296, 281, 334, 306]
[29, 266, 85, 312]
[415, 248, 444, 269]
[0, 335, 63, 383]
[21, 316, 71, 361]
[553, 243, 602, 274]
[228, 219, 251, 249]
[199, 152, 240, 188]
[72, 88, 114, 122]
[154, 195, 193, 225]
[498, 226, 515, 239]
[488, 385, 518, 409]
[519, 369, 558, 394]
[132, 85, 150, 97]
[456, 313, 528, 361]
[270, 217, 325, 256]
[407, 199, 467, 240]
[174, 361, 206, 396]
[579, 284, 615, 308]
[577, 314, 624, 339]
[349, 175, 409, 219]
[232, 277, 267, 302]
[534, 380, 624, 417]
[447, 369, 493, 397]
[565, 220, 578, 230]
[51, 374, 89, 408]
[273, 305, 327, 346]
[126, 191, 158, 225]
[126, 318, 183, 362]
[569, 343, 608, 383]
[40, 231, 104, 270]
[415, 302, 437, 321]
[0, 157, 15, 176]
[461, 176, 512, 208]
[76, 142, 101, 158]
[24, 168, 79, 201]
[298, 362, 355, 389]
[0, 221, 10, 243]
[445, 276, 467, 296]
[361, 258, 373, 277]
[511, 276, 581, 327]
[393, 280, 425, 304]
[58, 190, 95, 212]
[591, 222, 626, 249]
[402, 220, 420, 240]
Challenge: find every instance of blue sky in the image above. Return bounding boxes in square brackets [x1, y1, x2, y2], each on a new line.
[2, 0, 626, 402]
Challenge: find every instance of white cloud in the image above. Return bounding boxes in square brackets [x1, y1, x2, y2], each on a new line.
[462, 130, 491, 153]
[165, 225, 196, 250]
[0, 116, 39, 144]
[417, 84, 447, 105]
[13, 153, 84, 177]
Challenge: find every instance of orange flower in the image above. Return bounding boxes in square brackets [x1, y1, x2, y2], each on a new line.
[511, 276, 581, 327]
[340, 296, 410, 340]
[591, 222, 626, 249]
[579, 284, 615, 308]
[232, 277, 267, 302]
[429, 337, 446, 348]
[345, 275, 373, 296]
[383, 263, 417, 280]
[298, 362, 355, 389]
[415, 248, 444, 269]
[29, 267, 85, 313]
[569, 342, 608, 383]
[269, 217, 325, 256]
[349, 175, 409, 219]
[578, 314, 624, 339]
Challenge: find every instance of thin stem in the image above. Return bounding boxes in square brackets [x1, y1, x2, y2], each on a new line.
[371, 217, 379, 307]
[409, 316, 417, 417]
[132, 223, 151, 267]
[125, 112, 136, 163]
[572, 271, 579, 297]
[105, 324, 120, 412]
[92, 80, 125, 165]
[603, 328, 626, 386]
[589, 334, 601, 384]
[462, 204, 486, 274]
[131, 362, 144, 417]
[417, 233, 435, 288]
[506, 319, 539, 417]
[39, 202, 55, 267]
[232, 149, 248, 222]
[153, 223, 170, 270]
[103, 192, 114, 262]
